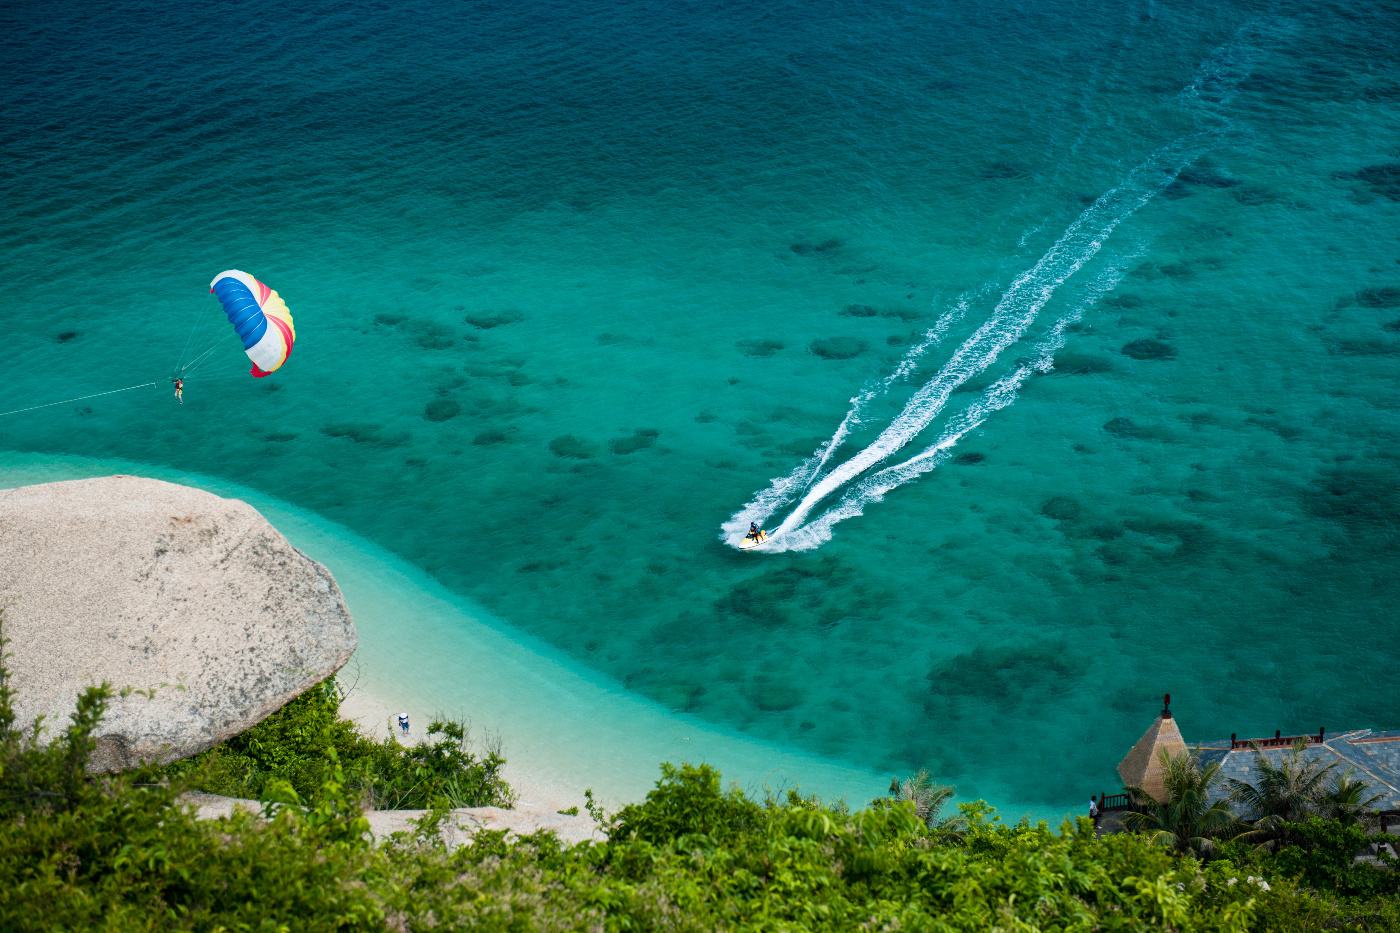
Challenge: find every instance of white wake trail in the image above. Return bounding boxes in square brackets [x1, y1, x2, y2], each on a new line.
[719, 293, 972, 542]
[723, 26, 1266, 552]
[767, 142, 1189, 541]
[764, 264, 1129, 552]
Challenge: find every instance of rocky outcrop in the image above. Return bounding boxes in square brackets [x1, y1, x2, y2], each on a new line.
[182, 793, 603, 847]
[0, 475, 356, 771]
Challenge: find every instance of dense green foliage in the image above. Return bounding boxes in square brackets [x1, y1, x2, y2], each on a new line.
[3, 674, 1397, 931]
[161, 676, 514, 810]
[1124, 753, 1240, 857]
[1, 630, 1394, 931]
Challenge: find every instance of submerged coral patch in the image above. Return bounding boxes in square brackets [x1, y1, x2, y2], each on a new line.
[321, 422, 410, 448]
[736, 338, 784, 357]
[809, 337, 868, 360]
[549, 435, 597, 459]
[423, 399, 462, 422]
[789, 238, 843, 256]
[472, 428, 511, 446]
[1052, 351, 1114, 375]
[1354, 286, 1400, 308]
[610, 429, 660, 455]
[1334, 163, 1400, 201]
[464, 309, 525, 329]
[1121, 338, 1177, 360]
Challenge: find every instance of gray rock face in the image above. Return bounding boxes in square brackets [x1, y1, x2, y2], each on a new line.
[0, 475, 356, 771]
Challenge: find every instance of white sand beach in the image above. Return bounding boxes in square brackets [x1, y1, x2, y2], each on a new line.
[0, 451, 889, 815]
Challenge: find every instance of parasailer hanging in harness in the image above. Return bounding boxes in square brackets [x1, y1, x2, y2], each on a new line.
[0, 269, 297, 422]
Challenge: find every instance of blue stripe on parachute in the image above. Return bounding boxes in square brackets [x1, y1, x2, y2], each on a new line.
[212, 278, 268, 349]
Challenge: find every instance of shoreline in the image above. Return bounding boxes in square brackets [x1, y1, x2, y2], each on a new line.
[0, 451, 902, 816]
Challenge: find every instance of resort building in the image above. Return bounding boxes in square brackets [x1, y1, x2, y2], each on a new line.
[1100, 694, 1400, 824]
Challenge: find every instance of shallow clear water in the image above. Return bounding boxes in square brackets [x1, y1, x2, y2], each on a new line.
[2, 0, 1398, 811]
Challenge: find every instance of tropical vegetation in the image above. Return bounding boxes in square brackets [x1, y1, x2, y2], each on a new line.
[160, 674, 514, 810]
[2, 646, 1396, 930]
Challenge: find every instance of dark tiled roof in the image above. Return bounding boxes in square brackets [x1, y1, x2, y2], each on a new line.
[1193, 730, 1400, 813]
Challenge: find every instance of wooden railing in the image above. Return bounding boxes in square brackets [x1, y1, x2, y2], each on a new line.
[1229, 728, 1325, 750]
[1096, 792, 1132, 813]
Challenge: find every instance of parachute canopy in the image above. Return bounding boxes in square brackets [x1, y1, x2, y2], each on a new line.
[209, 270, 296, 377]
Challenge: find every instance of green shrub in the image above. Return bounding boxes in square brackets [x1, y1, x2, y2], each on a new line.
[2, 633, 1397, 931]
[162, 677, 514, 810]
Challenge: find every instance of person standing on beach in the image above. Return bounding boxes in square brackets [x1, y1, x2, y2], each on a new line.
[1088, 797, 1099, 823]
[397, 712, 410, 736]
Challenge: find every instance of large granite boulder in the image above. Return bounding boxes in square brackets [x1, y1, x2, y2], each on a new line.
[0, 475, 356, 770]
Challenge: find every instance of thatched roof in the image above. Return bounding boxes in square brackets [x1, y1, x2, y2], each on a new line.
[1118, 704, 1188, 803]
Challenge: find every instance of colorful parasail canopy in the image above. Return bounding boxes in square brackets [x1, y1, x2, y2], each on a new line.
[209, 270, 296, 377]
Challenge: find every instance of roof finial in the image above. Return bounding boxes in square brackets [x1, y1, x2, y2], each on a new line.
[1162, 693, 1172, 719]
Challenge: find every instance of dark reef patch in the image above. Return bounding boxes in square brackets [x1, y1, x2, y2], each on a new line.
[549, 435, 597, 459]
[1305, 459, 1400, 541]
[409, 320, 457, 350]
[1231, 185, 1280, 206]
[953, 452, 985, 465]
[1103, 293, 1144, 309]
[1103, 417, 1143, 439]
[1354, 286, 1400, 308]
[737, 338, 784, 357]
[260, 431, 299, 443]
[464, 309, 525, 329]
[1325, 336, 1398, 357]
[610, 428, 660, 455]
[744, 676, 804, 713]
[790, 238, 843, 256]
[423, 399, 462, 422]
[840, 304, 920, 322]
[54, 330, 80, 343]
[1334, 163, 1400, 201]
[1245, 415, 1302, 441]
[472, 428, 512, 446]
[1121, 338, 1177, 361]
[1163, 163, 1242, 199]
[1052, 351, 1114, 375]
[1361, 83, 1400, 103]
[810, 336, 868, 360]
[372, 314, 461, 349]
[1040, 496, 1083, 522]
[713, 557, 866, 631]
[923, 641, 1076, 718]
[322, 422, 409, 448]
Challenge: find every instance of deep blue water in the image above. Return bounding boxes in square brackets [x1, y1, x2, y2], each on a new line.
[2, 0, 1398, 811]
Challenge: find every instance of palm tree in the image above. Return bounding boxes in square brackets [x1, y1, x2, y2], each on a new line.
[1122, 750, 1239, 858]
[1316, 773, 1384, 829]
[1228, 739, 1339, 848]
[889, 769, 955, 828]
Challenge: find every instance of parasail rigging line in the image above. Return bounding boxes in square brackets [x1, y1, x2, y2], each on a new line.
[0, 381, 160, 419]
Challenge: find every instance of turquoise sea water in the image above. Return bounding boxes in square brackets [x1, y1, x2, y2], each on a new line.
[3, 0, 1398, 812]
